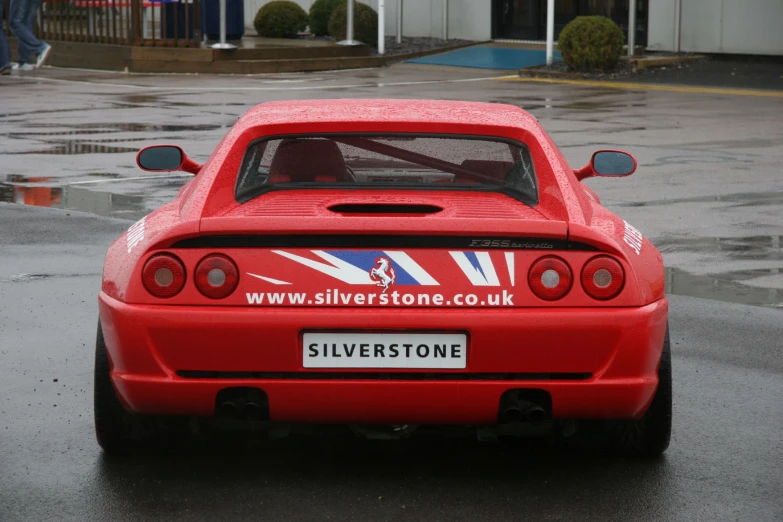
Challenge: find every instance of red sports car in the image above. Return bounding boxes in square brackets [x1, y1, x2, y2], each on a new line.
[95, 99, 671, 456]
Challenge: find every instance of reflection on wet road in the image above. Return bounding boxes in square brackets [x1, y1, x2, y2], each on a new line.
[0, 175, 187, 218]
[667, 267, 782, 309]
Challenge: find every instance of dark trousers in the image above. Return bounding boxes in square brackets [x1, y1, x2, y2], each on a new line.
[9, 0, 44, 64]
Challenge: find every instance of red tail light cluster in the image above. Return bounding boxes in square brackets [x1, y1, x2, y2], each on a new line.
[581, 255, 625, 300]
[142, 254, 186, 298]
[528, 255, 625, 301]
[195, 254, 239, 299]
[142, 252, 239, 299]
[528, 256, 572, 300]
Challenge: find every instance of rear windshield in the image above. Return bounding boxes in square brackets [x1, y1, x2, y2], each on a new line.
[235, 134, 537, 205]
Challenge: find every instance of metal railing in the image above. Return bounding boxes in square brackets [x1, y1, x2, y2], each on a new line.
[2, 0, 202, 47]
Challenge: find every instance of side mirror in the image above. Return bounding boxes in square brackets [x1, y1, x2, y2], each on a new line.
[137, 145, 203, 175]
[574, 150, 637, 181]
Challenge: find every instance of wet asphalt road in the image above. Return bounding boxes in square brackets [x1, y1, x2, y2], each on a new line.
[1, 65, 783, 520]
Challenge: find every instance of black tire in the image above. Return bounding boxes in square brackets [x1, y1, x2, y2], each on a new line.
[580, 325, 673, 457]
[94, 321, 145, 455]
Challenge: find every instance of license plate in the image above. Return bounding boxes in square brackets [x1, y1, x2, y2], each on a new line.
[303, 333, 467, 369]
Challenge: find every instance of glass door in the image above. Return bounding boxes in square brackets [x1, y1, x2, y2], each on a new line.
[493, 0, 545, 40]
[492, 0, 647, 45]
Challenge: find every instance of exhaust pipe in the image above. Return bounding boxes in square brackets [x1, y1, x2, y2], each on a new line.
[215, 388, 270, 420]
[503, 406, 523, 423]
[243, 402, 262, 420]
[217, 401, 239, 418]
[524, 404, 546, 422]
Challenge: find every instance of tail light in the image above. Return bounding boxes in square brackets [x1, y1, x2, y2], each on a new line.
[528, 256, 572, 300]
[195, 254, 239, 299]
[581, 255, 624, 300]
[142, 254, 186, 298]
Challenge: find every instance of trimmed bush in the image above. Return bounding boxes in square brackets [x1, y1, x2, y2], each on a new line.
[309, 0, 343, 37]
[328, 2, 378, 46]
[557, 16, 624, 72]
[254, 1, 308, 39]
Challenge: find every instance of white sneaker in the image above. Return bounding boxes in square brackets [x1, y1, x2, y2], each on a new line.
[15, 63, 35, 72]
[35, 44, 52, 68]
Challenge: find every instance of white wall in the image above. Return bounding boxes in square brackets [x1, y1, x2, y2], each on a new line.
[646, 0, 677, 52]
[648, 0, 783, 55]
[244, 0, 492, 42]
[362, 0, 491, 41]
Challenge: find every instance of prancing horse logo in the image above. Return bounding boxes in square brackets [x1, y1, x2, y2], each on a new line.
[369, 257, 396, 293]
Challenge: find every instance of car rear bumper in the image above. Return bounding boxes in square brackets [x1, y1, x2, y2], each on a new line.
[98, 292, 668, 423]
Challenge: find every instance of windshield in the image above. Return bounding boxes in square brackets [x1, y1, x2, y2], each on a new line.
[235, 134, 538, 205]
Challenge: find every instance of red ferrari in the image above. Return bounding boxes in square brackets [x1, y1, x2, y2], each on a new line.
[95, 99, 671, 456]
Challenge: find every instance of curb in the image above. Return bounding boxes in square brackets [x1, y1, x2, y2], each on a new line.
[6, 36, 484, 74]
[518, 67, 585, 80]
[518, 54, 707, 79]
[629, 54, 706, 70]
[381, 40, 490, 66]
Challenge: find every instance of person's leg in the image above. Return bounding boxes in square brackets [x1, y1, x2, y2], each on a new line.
[9, 0, 42, 64]
[24, 0, 46, 56]
[24, 0, 50, 67]
[0, 1, 12, 70]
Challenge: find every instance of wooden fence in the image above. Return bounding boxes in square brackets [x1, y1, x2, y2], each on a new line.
[2, 0, 202, 47]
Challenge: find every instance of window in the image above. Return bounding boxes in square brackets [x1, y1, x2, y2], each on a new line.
[235, 134, 537, 205]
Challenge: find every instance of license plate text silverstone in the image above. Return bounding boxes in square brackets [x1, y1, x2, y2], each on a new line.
[303, 333, 467, 369]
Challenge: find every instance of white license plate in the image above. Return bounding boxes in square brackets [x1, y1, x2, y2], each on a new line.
[303, 333, 467, 369]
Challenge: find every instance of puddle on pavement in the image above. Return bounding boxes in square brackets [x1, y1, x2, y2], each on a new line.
[1, 272, 99, 283]
[0, 182, 147, 219]
[656, 235, 782, 261]
[6, 142, 139, 155]
[21, 122, 223, 133]
[617, 191, 783, 208]
[660, 234, 782, 308]
[666, 267, 782, 309]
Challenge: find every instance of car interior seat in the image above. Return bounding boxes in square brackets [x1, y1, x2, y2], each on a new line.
[268, 139, 350, 183]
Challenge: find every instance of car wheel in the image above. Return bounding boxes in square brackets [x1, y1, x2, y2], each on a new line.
[581, 325, 673, 457]
[94, 320, 145, 455]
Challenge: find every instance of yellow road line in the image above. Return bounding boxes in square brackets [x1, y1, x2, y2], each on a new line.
[499, 77, 783, 98]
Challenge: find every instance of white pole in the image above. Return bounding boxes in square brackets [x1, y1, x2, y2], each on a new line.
[337, 0, 359, 45]
[396, 0, 402, 45]
[347, 0, 354, 41]
[673, 0, 682, 52]
[545, 0, 554, 65]
[441, 0, 448, 40]
[628, 0, 636, 56]
[211, 0, 237, 49]
[378, 0, 385, 54]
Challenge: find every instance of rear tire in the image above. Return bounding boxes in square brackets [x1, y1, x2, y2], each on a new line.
[582, 325, 672, 457]
[94, 321, 145, 455]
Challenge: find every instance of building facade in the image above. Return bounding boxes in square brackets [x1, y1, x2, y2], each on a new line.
[648, 0, 783, 55]
[243, 0, 782, 55]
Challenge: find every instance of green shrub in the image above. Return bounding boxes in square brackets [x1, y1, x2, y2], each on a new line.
[557, 16, 624, 72]
[328, 2, 378, 46]
[254, 1, 308, 39]
[309, 0, 343, 37]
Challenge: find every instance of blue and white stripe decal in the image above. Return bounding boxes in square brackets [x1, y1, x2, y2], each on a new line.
[449, 251, 500, 286]
[323, 250, 439, 286]
[383, 251, 439, 285]
[272, 250, 374, 284]
[267, 249, 515, 287]
[504, 252, 515, 286]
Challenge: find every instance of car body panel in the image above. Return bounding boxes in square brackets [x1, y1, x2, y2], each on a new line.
[98, 99, 668, 424]
[99, 292, 668, 421]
